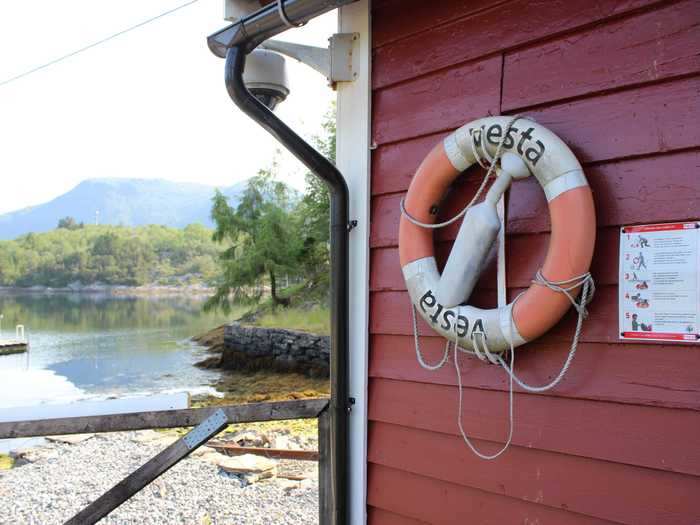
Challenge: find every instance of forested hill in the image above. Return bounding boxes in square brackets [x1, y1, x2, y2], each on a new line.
[0, 178, 247, 240]
[0, 224, 221, 288]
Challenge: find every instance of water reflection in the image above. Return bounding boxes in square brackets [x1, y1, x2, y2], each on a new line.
[0, 293, 233, 405]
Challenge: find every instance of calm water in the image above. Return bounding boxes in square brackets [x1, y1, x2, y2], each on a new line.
[0, 293, 233, 410]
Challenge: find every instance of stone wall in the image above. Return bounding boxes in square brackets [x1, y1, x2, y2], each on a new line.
[222, 322, 329, 377]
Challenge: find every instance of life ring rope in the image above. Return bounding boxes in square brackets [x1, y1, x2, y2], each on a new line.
[400, 114, 596, 460]
[399, 115, 522, 230]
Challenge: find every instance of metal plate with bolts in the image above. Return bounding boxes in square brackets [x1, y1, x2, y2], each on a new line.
[183, 409, 228, 450]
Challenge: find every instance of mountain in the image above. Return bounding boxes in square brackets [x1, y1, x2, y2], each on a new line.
[0, 178, 248, 240]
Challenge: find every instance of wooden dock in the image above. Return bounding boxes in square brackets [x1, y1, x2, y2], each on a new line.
[0, 339, 28, 356]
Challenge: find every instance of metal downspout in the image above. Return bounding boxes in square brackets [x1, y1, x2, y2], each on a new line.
[224, 46, 349, 525]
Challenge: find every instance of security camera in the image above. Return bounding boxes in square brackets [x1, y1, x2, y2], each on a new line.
[243, 49, 290, 111]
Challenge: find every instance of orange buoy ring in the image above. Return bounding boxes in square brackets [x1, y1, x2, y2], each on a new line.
[399, 117, 596, 353]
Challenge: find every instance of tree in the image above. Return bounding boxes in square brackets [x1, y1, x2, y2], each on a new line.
[206, 168, 301, 313]
[296, 104, 335, 285]
[57, 216, 81, 230]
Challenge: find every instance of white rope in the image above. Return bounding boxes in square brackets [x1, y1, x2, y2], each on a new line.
[454, 329, 514, 460]
[494, 273, 594, 392]
[399, 115, 523, 230]
[411, 304, 450, 370]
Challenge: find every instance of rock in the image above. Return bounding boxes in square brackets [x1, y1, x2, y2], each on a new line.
[131, 430, 179, 449]
[219, 454, 278, 485]
[190, 446, 217, 458]
[11, 447, 58, 466]
[278, 478, 301, 492]
[272, 435, 290, 450]
[197, 451, 226, 466]
[151, 435, 180, 449]
[218, 454, 277, 475]
[46, 433, 94, 444]
[238, 469, 276, 485]
[130, 430, 162, 443]
[230, 430, 269, 448]
[299, 478, 314, 490]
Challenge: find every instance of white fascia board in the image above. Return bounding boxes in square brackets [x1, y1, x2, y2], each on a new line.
[336, 1, 370, 524]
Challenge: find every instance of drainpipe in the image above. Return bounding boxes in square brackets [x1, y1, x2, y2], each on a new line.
[209, 3, 355, 522]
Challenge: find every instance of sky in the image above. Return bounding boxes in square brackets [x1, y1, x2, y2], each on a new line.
[0, 1, 337, 214]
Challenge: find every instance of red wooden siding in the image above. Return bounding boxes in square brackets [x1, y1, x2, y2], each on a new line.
[367, 0, 700, 523]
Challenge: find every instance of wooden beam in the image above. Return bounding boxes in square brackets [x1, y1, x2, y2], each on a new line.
[208, 441, 320, 461]
[318, 405, 332, 525]
[65, 409, 229, 525]
[0, 399, 329, 439]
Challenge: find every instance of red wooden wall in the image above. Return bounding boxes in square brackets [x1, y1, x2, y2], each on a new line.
[367, 1, 700, 523]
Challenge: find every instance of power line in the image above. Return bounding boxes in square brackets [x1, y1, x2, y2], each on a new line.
[0, 0, 200, 88]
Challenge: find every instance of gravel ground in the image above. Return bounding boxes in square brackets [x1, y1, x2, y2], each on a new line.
[0, 433, 318, 525]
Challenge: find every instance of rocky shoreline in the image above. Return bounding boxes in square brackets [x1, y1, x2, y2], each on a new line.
[193, 322, 329, 377]
[0, 429, 319, 524]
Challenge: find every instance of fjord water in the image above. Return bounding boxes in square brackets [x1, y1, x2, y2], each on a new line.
[0, 293, 232, 409]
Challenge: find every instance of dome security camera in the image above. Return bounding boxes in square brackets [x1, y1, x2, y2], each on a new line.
[243, 49, 290, 111]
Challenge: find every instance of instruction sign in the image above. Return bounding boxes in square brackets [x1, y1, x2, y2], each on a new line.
[619, 222, 700, 343]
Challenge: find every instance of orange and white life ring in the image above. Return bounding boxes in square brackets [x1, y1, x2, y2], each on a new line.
[399, 116, 596, 354]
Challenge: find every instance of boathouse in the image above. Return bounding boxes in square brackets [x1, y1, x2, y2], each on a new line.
[336, 0, 700, 523]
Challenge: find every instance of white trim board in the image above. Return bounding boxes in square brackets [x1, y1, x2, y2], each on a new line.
[336, 1, 371, 524]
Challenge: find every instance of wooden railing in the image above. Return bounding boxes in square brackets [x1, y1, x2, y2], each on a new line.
[0, 398, 332, 525]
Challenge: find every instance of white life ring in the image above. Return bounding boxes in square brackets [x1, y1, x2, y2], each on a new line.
[399, 116, 596, 354]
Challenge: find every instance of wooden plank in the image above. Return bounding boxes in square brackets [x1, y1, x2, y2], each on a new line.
[525, 76, 700, 164]
[372, 0, 661, 89]
[318, 406, 332, 525]
[368, 285, 624, 344]
[371, 132, 445, 196]
[368, 377, 700, 476]
[367, 463, 616, 525]
[372, 56, 501, 145]
[370, 226, 624, 293]
[65, 409, 229, 525]
[372, 0, 508, 49]
[0, 398, 329, 439]
[208, 442, 319, 461]
[368, 506, 429, 525]
[374, 71, 700, 154]
[503, 0, 700, 110]
[508, 150, 700, 234]
[372, 136, 700, 204]
[0, 343, 27, 355]
[370, 284, 699, 346]
[369, 421, 700, 525]
[369, 335, 700, 411]
[369, 150, 700, 246]
[0, 392, 189, 423]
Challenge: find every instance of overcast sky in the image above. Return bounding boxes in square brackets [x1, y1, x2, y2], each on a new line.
[0, 1, 336, 214]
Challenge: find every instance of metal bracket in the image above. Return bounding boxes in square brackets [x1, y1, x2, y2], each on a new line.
[347, 219, 358, 231]
[260, 32, 358, 88]
[183, 409, 228, 450]
[329, 32, 358, 84]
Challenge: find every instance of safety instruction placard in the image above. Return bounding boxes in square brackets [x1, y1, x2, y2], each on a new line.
[619, 222, 700, 343]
